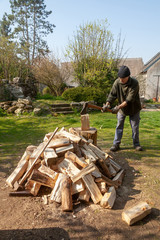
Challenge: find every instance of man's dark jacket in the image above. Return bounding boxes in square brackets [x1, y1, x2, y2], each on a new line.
[107, 77, 141, 116]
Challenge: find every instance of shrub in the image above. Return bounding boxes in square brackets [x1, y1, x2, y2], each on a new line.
[42, 87, 52, 95]
[62, 87, 106, 105]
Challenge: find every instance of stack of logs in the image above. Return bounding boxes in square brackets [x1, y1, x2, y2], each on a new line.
[0, 98, 33, 114]
[6, 124, 124, 211]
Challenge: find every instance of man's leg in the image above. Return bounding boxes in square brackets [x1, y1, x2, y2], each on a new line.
[129, 111, 142, 149]
[113, 111, 126, 146]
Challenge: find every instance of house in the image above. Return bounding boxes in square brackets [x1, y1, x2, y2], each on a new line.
[140, 52, 160, 100]
[119, 58, 144, 77]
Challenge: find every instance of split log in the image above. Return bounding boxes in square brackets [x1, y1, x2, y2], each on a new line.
[81, 114, 90, 131]
[97, 159, 112, 178]
[19, 127, 59, 185]
[6, 158, 28, 188]
[112, 169, 125, 186]
[44, 148, 58, 160]
[80, 147, 97, 163]
[38, 164, 58, 181]
[30, 143, 45, 159]
[72, 180, 85, 194]
[108, 163, 117, 177]
[97, 181, 108, 194]
[50, 173, 66, 203]
[71, 163, 97, 183]
[61, 176, 73, 212]
[30, 169, 57, 188]
[109, 158, 122, 173]
[55, 144, 74, 156]
[58, 158, 80, 177]
[88, 143, 106, 160]
[122, 201, 151, 225]
[82, 143, 98, 160]
[100, 186, 116, 209]
[47, 138, 70, 148]
[25, 180, 41, 196]
[82, 174, 103, 204]
[78, 189, 91, 202]
[65, 151, 88, 168]
[58, 130, 82, 143]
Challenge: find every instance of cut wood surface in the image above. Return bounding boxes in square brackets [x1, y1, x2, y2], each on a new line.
[122, 201, 151, 226]
[100, 186, 116, 209]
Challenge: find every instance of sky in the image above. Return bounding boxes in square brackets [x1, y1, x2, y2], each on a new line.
[1, 0, 160, 64]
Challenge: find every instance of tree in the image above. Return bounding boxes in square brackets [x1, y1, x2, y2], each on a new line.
[9, 0, 55, 66]
[0, 36, 21, 79]
[66, 19, 125, 91]
[0, 13, 13, 37]
[32, 56, 71, 96]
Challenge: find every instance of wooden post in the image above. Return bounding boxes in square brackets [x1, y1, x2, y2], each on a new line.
[81, 114, 90, 131]
[72, 127, 97, 145]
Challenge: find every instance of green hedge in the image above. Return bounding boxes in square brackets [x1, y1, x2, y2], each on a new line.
[62, 87, 106, 105]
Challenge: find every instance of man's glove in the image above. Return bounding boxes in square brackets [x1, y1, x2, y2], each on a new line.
[111, 106, 120, 114]
[101, 102, 111, 112]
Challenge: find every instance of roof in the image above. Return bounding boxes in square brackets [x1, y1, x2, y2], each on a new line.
[119, 58, 144, 77]
[142, 52, 160, 73]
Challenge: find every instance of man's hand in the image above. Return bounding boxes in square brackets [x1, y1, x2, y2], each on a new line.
[111, 106, 120, 114]
[101, 102, 111, 112]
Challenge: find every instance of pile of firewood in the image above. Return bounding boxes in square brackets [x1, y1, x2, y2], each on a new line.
[6, 127, 125, 211]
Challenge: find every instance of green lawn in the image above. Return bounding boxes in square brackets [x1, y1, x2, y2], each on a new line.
[0, 111, 160, 164]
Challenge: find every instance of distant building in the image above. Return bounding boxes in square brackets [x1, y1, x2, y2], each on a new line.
[140, 52, 160, 100]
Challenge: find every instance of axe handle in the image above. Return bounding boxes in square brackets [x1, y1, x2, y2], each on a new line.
[87, 103, 112, 113]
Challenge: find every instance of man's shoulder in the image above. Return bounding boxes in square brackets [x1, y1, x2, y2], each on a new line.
[130, 77, 139, 85]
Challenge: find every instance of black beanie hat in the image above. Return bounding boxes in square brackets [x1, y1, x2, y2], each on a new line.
[118, 65, 130, 78]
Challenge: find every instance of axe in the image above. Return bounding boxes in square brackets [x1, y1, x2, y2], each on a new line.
[80, 102, 112, 115]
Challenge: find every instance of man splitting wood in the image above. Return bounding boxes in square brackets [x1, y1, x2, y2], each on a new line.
[102, 65, 143, 152]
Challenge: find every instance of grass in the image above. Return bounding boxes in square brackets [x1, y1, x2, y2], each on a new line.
[0, 110, 160, 204]
[0, 111, 159, 160]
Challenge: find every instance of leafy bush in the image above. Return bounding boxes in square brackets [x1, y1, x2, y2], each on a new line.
[42, 87, 52, 95]
[0, 108, 7, 116]
[62, 87, 106, 105]
[36, 93, 64, 100]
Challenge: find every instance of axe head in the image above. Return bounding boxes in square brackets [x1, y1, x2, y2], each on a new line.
[80, 102, 88, 115]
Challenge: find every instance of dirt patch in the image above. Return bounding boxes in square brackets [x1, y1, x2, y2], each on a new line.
[0, 149, 160, 240]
